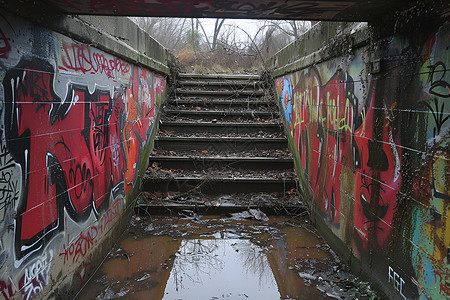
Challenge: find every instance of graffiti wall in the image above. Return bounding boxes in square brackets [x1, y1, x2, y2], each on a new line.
[43, 0, 354, 20]
[0, 11, 166, 299]
[275, 20, 449, 299]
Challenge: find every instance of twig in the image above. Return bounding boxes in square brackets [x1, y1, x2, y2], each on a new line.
[168, 176, 211, 201]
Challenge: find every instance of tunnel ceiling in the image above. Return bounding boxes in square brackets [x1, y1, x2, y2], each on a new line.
[20, 0, 443, 21]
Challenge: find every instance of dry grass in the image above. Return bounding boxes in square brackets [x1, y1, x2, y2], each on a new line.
[176, 48, 196, 66]
[175, 47, 261, 74]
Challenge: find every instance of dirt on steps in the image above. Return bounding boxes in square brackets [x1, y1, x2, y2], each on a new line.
[141, 73, 300, 213]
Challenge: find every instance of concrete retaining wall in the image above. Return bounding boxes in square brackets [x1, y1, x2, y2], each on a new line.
[0, 11, 170, 299]
[268, 17, 449, 299]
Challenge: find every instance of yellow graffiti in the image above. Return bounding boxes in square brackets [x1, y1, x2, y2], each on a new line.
[323, 91, 353, 132]
[432, 151, 450, 200]
[292, 92, 302, 129]
[325, 91, 336, 129]
[358, 107, 366, 136]
[339, 96, 353, 132]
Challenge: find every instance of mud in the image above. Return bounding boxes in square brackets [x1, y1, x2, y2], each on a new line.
[76, 214, 376, 299]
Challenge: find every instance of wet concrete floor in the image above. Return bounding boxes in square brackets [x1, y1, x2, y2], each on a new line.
[77, 212, 376, 299]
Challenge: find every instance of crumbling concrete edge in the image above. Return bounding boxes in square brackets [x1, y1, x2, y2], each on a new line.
[2, 3, 174, 76]
[268, 22, 371, 78]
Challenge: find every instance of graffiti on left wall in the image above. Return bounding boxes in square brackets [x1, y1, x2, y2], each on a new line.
[0, 12, 165, 299]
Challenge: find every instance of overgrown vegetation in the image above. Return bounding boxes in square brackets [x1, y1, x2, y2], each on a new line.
[131, 17, 312, 73]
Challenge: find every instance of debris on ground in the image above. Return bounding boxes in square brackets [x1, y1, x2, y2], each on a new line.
[77, 214, 377, 300]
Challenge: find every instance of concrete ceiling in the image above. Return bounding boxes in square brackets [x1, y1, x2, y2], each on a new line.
[21, 0, 445, 21]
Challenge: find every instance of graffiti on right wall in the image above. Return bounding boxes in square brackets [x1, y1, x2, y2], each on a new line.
[276, 21, 449, 299]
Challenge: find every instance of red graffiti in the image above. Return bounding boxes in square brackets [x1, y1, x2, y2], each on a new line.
[353, 95, 402, 250]
[59, 197, 123, 264]
[0, 28, 11, 59]
[0, 280, 14, 300]
[75, 256, 96, 288]
[4, 59, 124, 259]
[60, 228, 97, 264]
[0, 13, 14, 59]
[59, 42, 130, 80]
[123, 67, 156, 193]
[285, 67, 402, 245]
[290, 69, 354, 225]
[3, 53, 158, 261]
[109, 99, 124, 187]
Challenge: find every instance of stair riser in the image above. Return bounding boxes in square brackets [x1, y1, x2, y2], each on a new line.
[178, 81, 263, 89]
[166, 101, 274, 110]
[178, 74, 259, 81]
[175, 90, 265, 98]
[163, 111, 278, 121]
[155, 140, 288, 151]
[135, 205, 305, 216]
[160, 124, 282, 134]
[148, 158, 294, 170]
[143, 179, 296, 194]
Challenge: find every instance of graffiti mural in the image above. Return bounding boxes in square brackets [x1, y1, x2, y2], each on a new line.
[276, 20, 449, 299]
[44, 0, 353, 20]
[410, 21, 450, 299]
[0, 12, 165, 299]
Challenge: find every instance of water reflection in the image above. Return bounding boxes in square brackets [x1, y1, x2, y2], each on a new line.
[163, 238, 280, 299]
[77, 215, 373, 299]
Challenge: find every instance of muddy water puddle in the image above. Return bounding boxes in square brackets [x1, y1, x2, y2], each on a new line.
[77, 213, 375, 299]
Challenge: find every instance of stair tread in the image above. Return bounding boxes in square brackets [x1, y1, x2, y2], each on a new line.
[161, 120, 281, 126]
[150, 155, 293, 160]
[164, 109, 276, 114]
[178, 80, 260, 85]
[175, 89, 264, 95]
[151, 149, 292, 158]
[168, 98, 271, 104]
[178, 73, 259, 80]
[156, 136, 287, 141]
[145, 176, 296, 181]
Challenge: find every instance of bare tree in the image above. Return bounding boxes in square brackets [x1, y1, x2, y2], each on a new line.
[131, 17, 312, 72]
[251, 20, 311, 60]
[271, 20, 311, 40]
[130, 17, 191, 51]
[212, 18, 226, 50]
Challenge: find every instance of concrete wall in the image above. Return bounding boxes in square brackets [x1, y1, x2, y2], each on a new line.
[268, 17, 449, 299]
[0, 11, 170, 299]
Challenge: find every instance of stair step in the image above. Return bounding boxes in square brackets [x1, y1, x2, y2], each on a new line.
[135, 203, 303, 216]
[175, 89, 264, 97]
[163, 109, 278, 121]
[149, 156, 294, 170]
[155, 136, 288, 151]
[178, 73, 259, 81]
[144, 72, 296, 202]
[167, 98, 275, 109]
[178, 80, 262, 88]
[151, 149, 293, 158]
[143, 176, 297, 194]
[160, 121, 282, 134]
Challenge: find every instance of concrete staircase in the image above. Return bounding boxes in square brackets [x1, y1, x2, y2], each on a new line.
[140, 73, 299, 212]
